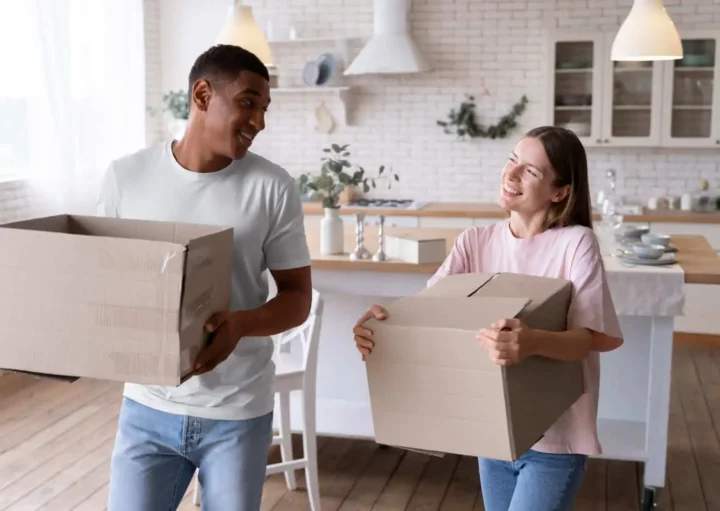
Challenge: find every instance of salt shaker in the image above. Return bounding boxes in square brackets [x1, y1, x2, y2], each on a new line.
[349, 213, 371, 260]
[372, 215, 386, 262]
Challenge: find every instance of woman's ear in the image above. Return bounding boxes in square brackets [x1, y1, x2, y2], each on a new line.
[551, 184, 570, 203]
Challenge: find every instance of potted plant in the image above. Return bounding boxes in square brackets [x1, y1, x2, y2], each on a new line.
[297, 143, 399, 255]
[148, 90, 189, 140]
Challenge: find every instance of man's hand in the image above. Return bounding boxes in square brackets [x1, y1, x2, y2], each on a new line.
[477, 318, 537, 366]
[191, 311, 247, 376]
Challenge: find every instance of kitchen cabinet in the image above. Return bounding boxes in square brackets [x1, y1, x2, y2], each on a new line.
[547, 31, 719, 148]
[651, 221, 720, 335]
[660, 32, 720, 148]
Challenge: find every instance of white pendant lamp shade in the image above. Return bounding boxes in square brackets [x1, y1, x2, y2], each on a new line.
[216, 2, 273, 65]
[611, 0, 682, 61]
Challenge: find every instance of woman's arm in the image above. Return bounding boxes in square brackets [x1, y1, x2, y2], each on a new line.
[478, 319, 623, 365]
[530, 328, 622, 361]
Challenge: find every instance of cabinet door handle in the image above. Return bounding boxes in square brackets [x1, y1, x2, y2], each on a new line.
[604, 139, 609, 143]
[597, 139, 602, 144]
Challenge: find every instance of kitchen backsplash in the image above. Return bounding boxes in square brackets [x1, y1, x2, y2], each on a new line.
[2, 0, 719, 221]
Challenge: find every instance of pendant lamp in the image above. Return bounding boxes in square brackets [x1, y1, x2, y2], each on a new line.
[216, 1, 273, 66]
[611, 0, 683, 61]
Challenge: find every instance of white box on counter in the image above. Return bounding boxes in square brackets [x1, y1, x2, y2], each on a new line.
[385, 231, 447, 264]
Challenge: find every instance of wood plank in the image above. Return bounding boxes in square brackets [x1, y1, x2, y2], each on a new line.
[0, 404, 118, 509]
[575, 459, 607, 511]
[672, 235, 720, 285]
[667, 350, 707, 511]
[674, 332, 720, 348]
[0, 378, 117, 456]
[606, 460, 638, 511]
[72, 482, 109, 511]
[0, 399, 118, 495]
[337, 446, 404, 511]
[271, 436, 358, 511]
[439, 455, 479, 510]
[678, 348, 720, 509]
[405, 454, 460, 510]
[372, 451, 430, 511]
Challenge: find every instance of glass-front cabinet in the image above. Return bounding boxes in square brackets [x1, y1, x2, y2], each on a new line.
[661, 32, 720, 147]
[547, 33, 604, 147]
[601, 49, 663, 147]
[548, 31, 719, 148]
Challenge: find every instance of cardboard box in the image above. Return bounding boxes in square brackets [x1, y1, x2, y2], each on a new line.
[385, 231, 446, 264]
[364, 272, 584, 461]
[0, 214, 233, 385]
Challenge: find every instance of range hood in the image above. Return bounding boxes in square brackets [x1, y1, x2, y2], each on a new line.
[344, 0, 430, 76]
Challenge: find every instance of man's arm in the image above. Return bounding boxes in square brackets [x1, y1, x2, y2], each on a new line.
[221, 266, 312, 337]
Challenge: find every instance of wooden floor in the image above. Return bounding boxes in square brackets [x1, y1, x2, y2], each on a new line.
[0, 346, 718, 510]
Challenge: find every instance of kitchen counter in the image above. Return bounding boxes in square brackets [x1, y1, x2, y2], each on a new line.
[305, 221, 720, 285]
[302, 201, 720, 224]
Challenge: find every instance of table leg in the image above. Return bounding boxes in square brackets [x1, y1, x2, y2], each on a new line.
[642, 316, 673, 508]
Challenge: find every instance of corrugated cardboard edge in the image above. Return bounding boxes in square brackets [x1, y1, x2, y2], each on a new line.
[0, 369, 79, 383]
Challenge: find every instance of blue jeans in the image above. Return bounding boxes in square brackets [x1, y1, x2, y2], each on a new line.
[108, 397, 273, 511]
[478, 449, 587, 511]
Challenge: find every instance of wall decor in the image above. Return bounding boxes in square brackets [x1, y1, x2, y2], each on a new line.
[437, 94, 529, 140]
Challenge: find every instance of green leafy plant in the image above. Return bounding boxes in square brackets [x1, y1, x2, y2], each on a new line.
[297, 143, 399, 209]
[148, 90, 189, 120]
[437, 94, 528, 140]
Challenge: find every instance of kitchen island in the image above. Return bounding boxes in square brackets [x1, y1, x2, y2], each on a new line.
[279, 220, 720, 509]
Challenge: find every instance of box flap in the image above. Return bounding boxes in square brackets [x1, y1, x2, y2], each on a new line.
[415, 272, 497, 298]
[177, 228, 234, 378]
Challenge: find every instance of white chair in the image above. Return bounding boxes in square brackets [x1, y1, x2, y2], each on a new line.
[193, 288, 324, 510]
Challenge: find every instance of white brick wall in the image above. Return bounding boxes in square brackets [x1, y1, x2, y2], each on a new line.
[2, 0, 718, 222]
[146, 0, 720, 205]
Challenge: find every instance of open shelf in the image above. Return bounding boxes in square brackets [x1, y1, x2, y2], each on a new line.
[268, 36, 360, 45]
[270, 87, 352, 124]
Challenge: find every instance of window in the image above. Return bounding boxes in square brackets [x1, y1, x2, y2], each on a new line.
[0, 1, 38, 181]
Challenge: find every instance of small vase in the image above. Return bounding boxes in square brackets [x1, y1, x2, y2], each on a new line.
[320, 207, 344, 255]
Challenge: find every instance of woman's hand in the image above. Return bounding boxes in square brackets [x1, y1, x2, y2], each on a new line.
[352, 305, 388, 360]
[477, 318, 538, 366]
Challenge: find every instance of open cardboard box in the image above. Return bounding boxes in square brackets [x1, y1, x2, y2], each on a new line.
[0, 214, 233, 385]
[364, 272, 584, 461]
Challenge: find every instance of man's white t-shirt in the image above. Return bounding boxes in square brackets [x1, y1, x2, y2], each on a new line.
[97, 141, 311, 421]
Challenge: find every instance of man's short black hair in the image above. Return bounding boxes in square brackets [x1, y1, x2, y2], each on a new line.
[188, 44, 269, 98]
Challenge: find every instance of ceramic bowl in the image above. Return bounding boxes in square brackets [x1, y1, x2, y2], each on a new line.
[615, 225, 650, 240]
[632, 243, 666, 259]
[641, 233, 671, 247]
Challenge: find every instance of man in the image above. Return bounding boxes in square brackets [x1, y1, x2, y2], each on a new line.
[98, 44, 312, 510]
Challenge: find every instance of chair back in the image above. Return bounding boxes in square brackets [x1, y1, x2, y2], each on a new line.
[273, 289, 324, 379]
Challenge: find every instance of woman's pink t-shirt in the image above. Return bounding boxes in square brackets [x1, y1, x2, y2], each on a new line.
[428, 219, 623, 456]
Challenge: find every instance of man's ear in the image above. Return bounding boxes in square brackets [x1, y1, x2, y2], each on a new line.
[192, 80, 212, 112]
[551, 184, 570, 203]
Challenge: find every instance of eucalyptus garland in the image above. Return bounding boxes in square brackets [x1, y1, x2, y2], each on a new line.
[437, 94, 528, 140]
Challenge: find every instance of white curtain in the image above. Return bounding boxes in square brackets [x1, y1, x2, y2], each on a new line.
[0, 0, 146, 216]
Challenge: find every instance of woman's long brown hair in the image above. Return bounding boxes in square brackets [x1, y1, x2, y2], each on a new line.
[524, 126, 593, 230]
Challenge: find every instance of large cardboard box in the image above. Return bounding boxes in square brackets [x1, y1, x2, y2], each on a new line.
[364, 272, 584, 461]
[0, 214, 233, 385]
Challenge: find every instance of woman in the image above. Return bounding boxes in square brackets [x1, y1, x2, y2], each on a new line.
[352, 126, 624, 510]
